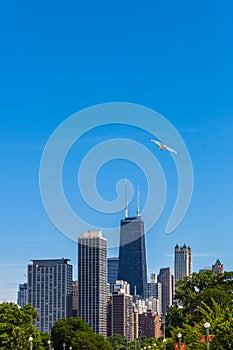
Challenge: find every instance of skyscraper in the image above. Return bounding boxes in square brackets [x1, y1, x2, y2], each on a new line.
[118, 208, 147, 298]
[174, 244, 192, 284]
[27, 258, 72, 333]
[147, 274, 162, 300]
[17, 283, 28, 307]
[111, 280, 134, 342]
[72, 281, 78, 317]
[147, 274, 162, 316]
[158, 267, 173, 315]
[78, 231, 107, 336]
[107, 257, 119, 293]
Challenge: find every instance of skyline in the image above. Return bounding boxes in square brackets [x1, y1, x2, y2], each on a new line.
[1, 1, 233, 303]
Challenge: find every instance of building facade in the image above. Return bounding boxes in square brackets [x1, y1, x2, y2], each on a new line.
[107, 257, 119, 293]
[158, 267, 173, 315]
[212, 259, 224, 275]
[139, 310, 159, 339]
[147, 282, 162, 299]
[78, 231, 107, 336]
[147, 274, 162, 315]
[72, 281, 78, 317]
[17, 283, 28, 307]
[174, 244, 192, 284]
[27, 259, 72, 333]
[111, 280, 134, 342]
[118, 214, 147, 298]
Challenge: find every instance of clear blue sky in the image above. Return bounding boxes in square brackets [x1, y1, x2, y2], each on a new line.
[1, 0, 233, 302]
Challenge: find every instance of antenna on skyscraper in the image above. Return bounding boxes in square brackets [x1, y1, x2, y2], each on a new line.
[125, 179, 128, 218]
[137, 186, 141, 217]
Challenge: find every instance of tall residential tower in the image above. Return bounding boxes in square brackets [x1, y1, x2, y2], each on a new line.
[78, 231, 107, 336]
[111, 280, 134, 342]
[158, 267, 173, 315]
[27, 259, 73, 333]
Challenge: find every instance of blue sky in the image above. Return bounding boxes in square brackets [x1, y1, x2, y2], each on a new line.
[1, 0, 233, 302]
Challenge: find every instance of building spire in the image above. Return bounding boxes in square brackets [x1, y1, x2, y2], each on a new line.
[137, 186, 141, 217]
[125, 179, 128, 218]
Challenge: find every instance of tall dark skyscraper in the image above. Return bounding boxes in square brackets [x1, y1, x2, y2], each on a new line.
[118, 200, 147, 298]
[107, 257, 119, 293]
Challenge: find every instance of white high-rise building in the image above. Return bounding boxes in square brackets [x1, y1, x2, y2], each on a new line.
[113, 280, 131, 295]
[78, 231, 107, 336]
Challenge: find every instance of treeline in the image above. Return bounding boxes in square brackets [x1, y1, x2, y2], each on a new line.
[1, 271, 233, 349]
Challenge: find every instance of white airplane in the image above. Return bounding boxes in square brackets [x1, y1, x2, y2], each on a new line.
[149, 138, 178, 154]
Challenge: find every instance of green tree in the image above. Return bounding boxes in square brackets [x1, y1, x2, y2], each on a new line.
[170, 322, 204, 349]
[165, 306, 185, 337]
[198, 299, 233, 349]
[107, 334, 126, 348]
[0, 303, 43, 350]
[170, 302, 233, 349]
[40, 332, 52, 349]
[166, 278, 233, 348]
[51, 317, 113, 350]
[165, 271, 233, 348]
[174, 271, 233, 323]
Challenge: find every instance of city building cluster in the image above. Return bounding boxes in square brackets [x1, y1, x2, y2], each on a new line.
[17, 211, 224, 340]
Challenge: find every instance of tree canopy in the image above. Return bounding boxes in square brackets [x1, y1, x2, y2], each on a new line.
[174, 271, 233, 321]
[51, 317, 113, 350]
[0, 303, 43, 350]
[1, 271, 233, 350]
[166, 271, 233, 349]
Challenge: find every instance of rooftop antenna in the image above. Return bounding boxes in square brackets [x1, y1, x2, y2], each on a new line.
[125, 179, 128, 218]
[137, 186, 141, 217]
